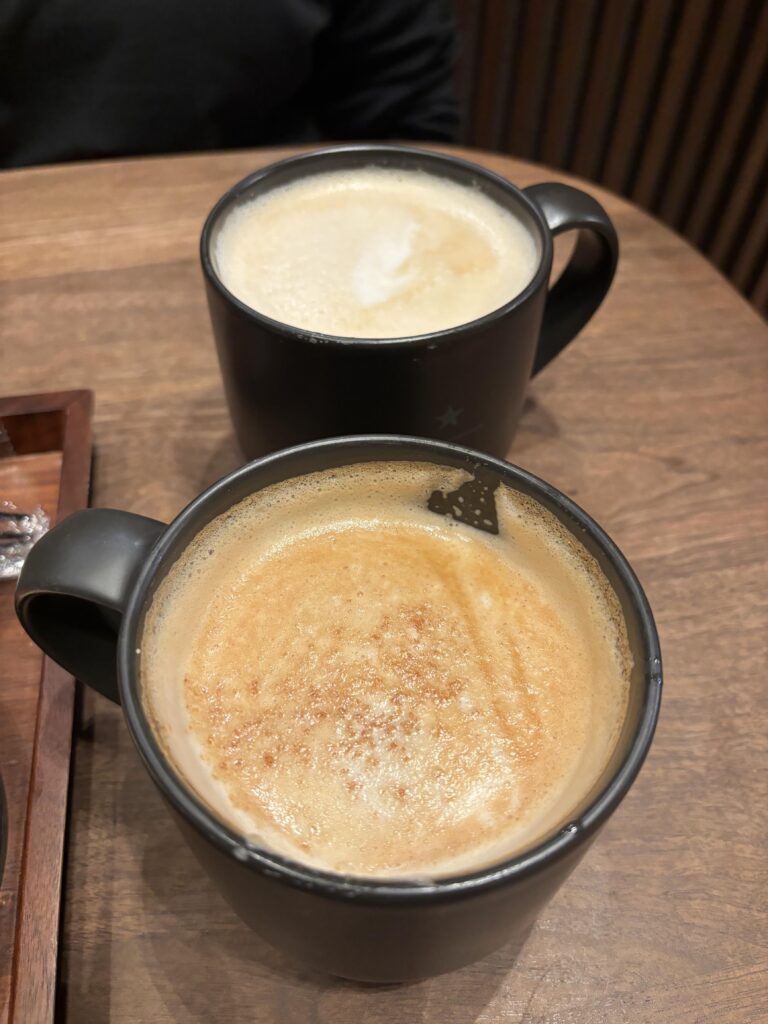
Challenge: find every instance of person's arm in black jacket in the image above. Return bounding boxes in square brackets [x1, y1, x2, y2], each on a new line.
[313, 0, 460, 143]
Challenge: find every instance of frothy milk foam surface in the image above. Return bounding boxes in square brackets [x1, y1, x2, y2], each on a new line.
[142, 463, 630, 879]
[213, 168, 538, 338]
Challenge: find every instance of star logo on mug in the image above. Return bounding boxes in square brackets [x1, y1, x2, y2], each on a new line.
[436, 406, 462, 429]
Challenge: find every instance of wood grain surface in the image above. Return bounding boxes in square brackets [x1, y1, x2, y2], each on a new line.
[0, 147, 766, 1023]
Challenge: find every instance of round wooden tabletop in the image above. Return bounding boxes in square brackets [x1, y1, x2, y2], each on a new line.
[1, 147, 766, 1023]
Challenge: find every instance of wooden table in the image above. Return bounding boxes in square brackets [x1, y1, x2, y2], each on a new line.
[1, 147, 766, 1023]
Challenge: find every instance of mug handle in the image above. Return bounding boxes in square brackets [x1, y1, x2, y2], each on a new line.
[523, 182, 618, 375]
[14, 509, 166, 704]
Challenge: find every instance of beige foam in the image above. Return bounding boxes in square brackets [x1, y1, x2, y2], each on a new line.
[141, 462, 631, 879]
[213, 167, 538, 338]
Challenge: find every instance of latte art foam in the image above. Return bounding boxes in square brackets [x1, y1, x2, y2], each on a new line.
[213, 167, 538, 338]
[142, 463, 630, 878]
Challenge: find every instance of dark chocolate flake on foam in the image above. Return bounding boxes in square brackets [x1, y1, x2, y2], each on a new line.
[427, 469, 500, 535]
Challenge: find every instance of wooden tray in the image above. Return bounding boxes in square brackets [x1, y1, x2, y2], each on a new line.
[0, 391, 92, 1024]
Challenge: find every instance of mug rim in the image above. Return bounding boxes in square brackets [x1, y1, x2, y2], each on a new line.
[199, 143, 554, 349]
[118, 435, 662, 904]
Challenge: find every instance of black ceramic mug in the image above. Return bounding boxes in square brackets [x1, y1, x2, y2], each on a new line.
[201, 146, 618, 460]
[15, 436, 660, 982]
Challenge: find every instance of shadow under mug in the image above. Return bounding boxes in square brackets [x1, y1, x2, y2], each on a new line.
[15, 436, 660, 982]
[201, 145, 619, 461]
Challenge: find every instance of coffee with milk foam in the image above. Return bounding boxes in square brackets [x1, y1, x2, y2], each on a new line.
[213, 167, 538, 338]
[141, 462, 631, 879]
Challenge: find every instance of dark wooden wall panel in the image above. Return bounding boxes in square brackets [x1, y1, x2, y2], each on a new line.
[752, 253, 768, 310]
[685, 0, 768, 249]
[631, 0, 714, 209]
[710, 99, 768, 269]
[569, 1, 641, 182]
[457, 0, 768, 316]
[539, 0, 601, 169]
[505, 0, 561, 157]
[600, 0, 678, 195]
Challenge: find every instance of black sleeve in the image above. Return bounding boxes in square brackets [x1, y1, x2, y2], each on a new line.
[312, 0, 460, 143]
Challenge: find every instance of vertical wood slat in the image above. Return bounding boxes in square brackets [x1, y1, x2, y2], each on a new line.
[569, 0, 641, 182]
[656, 0, 754, 227]
[467, 0, 521, 149]
[721, 98, 768, 285]
[708, 82, 768, 271]
[538, 0, 600, 170]
[454, 0, 768, 315]
[749, 254, 768, 315]
[503, 0, 559, 158]
[684, 0, 768, 248]
[631, 0, 715, 210]
[601, 0, 679, 195]
[454, 0, 483, 145]
[733, 186, 768, 294]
